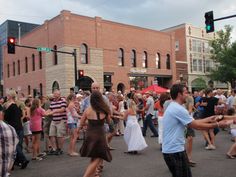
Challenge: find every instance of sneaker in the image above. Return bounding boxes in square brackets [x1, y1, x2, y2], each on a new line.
[20, 160, 29, 169]
[37, 152, 47, 158]
[55, 149, 63, 155]
[47, 149, 57, 155]
[32, 157, 43, 161]
[211, 145, 216, 150]
[205, 144, 216, 150]
[70, 152, 79, 156]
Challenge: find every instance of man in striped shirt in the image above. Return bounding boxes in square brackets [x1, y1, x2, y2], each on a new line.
[0, 108, 18, 177]
[48, 89, 67, 155]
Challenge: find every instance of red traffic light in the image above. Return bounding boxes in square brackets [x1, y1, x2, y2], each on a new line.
[9, 37, 15, 44]
[78, 70, 84, 78]
[7, 37, 16, 54]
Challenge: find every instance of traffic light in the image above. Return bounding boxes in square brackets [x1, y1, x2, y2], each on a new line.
[205, 11, 214, 33]
[78, 70, 84, 78]
[7, 37, 16, 54]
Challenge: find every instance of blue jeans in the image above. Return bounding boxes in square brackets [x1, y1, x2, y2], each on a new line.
[142, 114, 158, 136]
[15, 130, 27, 163]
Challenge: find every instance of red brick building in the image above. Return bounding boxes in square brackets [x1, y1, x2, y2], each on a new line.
[3, 10, 176, 96]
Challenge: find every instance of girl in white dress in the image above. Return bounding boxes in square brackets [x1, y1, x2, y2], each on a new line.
[124, 99, 147, 154]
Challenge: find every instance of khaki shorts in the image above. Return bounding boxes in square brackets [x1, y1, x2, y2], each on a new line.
[49, 120, 67, 138]
[43, 116, 53, 135]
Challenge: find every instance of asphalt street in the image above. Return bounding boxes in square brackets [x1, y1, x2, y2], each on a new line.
[11, 130, 235, 177]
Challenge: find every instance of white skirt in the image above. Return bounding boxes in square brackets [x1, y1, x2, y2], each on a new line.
[158, 116, 163, 144]
[124, 115, 147, 151]
[231, 129, 236, 137]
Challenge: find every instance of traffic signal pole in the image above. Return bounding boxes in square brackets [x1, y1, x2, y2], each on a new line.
[13, 44, 78, 86]
[214, 14, 236, 22]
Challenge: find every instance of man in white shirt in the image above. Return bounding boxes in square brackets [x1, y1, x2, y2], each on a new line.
[142, 91, 158, 137]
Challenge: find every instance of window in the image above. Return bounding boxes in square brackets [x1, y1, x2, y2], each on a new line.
[7, 64, 10, 78]
[192, 39, 202, 52]
[39, 83, 43, 96]
[17, 60, 20, 75]
[192, 59, 198, 72]
[118, 48, 124, 66]
[25, 57, 28, 73]
[175, 41, 179, 51]
[131, 50, 136, 67]
[39, 51, 42, 69]
[52, 81, 60, 92]
[13, 62, 15, 76]
[166, 54, 171, 69]
[32, 54, 35, 71]
[198, 59, 203, 72]
[204, 42, 210, 53]
[142, 51, 148, 68]
[192, 58, 203, 72]
[156, 53, 161, 69]
[104, 75, 111, 83]
[53, 45, 58, 65]
[81, 44, 88, 64]
[28, 85, 31, 95]
[205, 60, 213, 72]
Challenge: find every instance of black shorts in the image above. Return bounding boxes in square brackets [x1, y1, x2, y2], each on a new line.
[163, 151, 192, 177]
[32, 131, 42, 135]
[185, 127, 195, 138]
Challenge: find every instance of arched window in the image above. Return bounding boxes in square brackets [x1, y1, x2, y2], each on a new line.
[118, 48, 124, 66]
[156, 53, 161, 69]
[13, 62, 15, 76]
[7, 64, 10, 78]
[166, 54, 171, 69]
[80, 44, 88, 64]
[32, 54, 35, 71]
[142, 51, 148, 68]
[17, 60, 20, 75]
[39, 83, 43, 96]
[53, 45, 58, 65]
[39, 51, 42, 69]
[25, 57, 28, 73]
[28, 85, 31, 95]
[52, 81, 60, 93]
[131, 50, 136, 67]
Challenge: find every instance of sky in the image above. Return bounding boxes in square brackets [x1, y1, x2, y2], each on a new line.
[0, 0, 236, 40]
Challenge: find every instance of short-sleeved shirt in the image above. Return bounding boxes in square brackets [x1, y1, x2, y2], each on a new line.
[226, 95, 235, 109]
[154, 101, 164, 117]
[162, 101, 193, 154]
[80, 95, 109, 113]
[146, 96, 154, 115]
[195, 96, 204, 111]
[30, 108, 45, 132]
[3, 103, 23, 132]
[203, 97, 218, 117]
[0, 120, 18, 177]
[50, 97, 67, 121]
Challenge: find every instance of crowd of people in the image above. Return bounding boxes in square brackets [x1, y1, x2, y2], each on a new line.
[0, 83, 236, 177]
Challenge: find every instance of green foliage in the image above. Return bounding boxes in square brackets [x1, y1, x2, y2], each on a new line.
[209, 25, 236, 86]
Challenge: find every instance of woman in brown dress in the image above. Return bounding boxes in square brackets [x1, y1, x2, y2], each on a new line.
[79, 90, 112, 177]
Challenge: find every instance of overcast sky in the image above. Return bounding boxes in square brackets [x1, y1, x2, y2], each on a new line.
[0, 0, 236, 40]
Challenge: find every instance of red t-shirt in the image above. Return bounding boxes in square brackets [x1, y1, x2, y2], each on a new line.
[30, 108, 45, 132]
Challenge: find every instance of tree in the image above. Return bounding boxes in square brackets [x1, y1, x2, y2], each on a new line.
[209, 25, 236, 88]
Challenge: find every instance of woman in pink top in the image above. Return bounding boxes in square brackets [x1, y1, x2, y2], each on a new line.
[30, 98, 51, 160]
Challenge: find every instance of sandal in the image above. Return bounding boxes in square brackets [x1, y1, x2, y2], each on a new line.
[94, 168, 101, 177]
[96, 165, 103, 173]
[226, 153, 235, 159]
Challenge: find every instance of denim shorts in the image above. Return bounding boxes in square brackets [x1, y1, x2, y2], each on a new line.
[68, 123, 77, 130]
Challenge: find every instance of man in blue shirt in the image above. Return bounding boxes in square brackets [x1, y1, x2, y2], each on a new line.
[162, 84, 228, 177]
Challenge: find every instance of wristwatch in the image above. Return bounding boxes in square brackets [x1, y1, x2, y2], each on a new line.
[217, 115, 224, 121]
